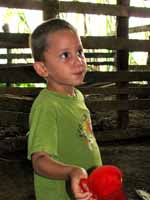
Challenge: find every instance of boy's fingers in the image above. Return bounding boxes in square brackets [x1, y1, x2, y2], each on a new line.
[75, 191, 93, 200]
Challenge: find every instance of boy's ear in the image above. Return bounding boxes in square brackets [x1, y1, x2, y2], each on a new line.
[33, 62, 48, 78]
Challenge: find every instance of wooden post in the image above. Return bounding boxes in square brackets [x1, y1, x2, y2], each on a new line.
[116, 0, 129, 128]
[42, 0, 59, 20]
[2, 23, 11, 87]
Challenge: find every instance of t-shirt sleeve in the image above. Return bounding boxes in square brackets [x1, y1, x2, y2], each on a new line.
[27, 102, 58, 160]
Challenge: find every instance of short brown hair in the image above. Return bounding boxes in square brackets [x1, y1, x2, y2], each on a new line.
[29, 18, 77, 61]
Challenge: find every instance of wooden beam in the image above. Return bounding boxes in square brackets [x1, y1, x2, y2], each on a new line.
[87, 61, 114, 66]
[59, 2, 150, 18]
[129, 25, 150, 33]
[85, 71, 150, 83]
[86, 99, 150, 111]
[116, 0, 129, 129]
[0, 110, 29, 129]
[0, 0, 44, 10]
[82, 37, 150, 51]
[1, 70, 150, 83]
[0, 87, 41, 97]
[0, 33, 29, 48]
[0, 53, 32, 60]
[80, 86, 150, 96]
[0, 1, 150, 18]
[0, 65, 44, 83]
[85, 52, 115, 58]
[1, 85, 150, 97]
[0, 94, 33, 113]
[1, 33, 150, 51]
[95, 128, 150, 143]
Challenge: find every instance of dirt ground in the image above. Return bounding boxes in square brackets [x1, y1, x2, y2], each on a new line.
[0, 139, 150, 200]
[0, 105, 150, 199]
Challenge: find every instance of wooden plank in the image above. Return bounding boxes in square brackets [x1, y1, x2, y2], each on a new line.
[1, 86, 150, 97]
[116, 0, 129, 129]
[95, 128, 150, 143]
[0, 87, 41, 97]
[0, 136, 27, 153]
[1, 67, 150, 83]
[0, 110, 29, 129]
[0, 127, 150, 153]
[85, 71, 150, 83]
[129, 65, 150, 71]
[43, 0, 59, 20]
[86, 99, 150, 111]
[85, 52, 115, 58]
[0, 1, 150, 18]
[87, 61, 114, 66]
[0, 33, 29, 48]
[0, 63, 32, 69]
[1, 69, 150, 83]
[59, 2, 150, 18]
[1, 33, 150, 51]
[0, 94, 33, 113]
[0, 0, 48, 10]
[82, 37, 150, 51]
[1, 93, 150, 114]
[80, 86, 150, 96]
[2, 63, 150, 71]
[0, 52, 115, 60]
[0, 65, 44, 83]
[129, 25, 150, 33]
[0, 53, 32, 60]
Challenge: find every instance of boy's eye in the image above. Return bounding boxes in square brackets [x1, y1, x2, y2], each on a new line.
[60, 52, 69, 59]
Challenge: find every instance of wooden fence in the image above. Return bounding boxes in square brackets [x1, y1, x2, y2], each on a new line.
[0, 0, 150, 143]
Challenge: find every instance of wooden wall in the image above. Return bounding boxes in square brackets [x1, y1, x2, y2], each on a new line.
[0, 1, 150, 200]
[0, 0, 150, 140]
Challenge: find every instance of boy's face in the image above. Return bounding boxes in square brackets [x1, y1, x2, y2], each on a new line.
[36, 29, 87, 92]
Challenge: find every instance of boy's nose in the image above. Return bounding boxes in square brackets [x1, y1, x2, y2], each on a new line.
[74, 55, 86, 66]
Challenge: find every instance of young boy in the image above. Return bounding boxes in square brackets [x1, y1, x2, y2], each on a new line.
[27, 18, 102, 200]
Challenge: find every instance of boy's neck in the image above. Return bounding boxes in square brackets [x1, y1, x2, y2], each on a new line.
[47, 85, 76, 96]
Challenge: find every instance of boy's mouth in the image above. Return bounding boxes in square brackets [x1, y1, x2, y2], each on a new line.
[73, 70, 85, 76]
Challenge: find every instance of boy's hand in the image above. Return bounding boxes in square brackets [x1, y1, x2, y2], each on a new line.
[69, 167, 94, 200]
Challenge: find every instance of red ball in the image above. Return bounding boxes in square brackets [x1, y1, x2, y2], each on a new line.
[87, 165, 126, 200]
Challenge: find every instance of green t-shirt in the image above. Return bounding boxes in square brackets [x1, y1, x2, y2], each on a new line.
[28, 88, 102, 200]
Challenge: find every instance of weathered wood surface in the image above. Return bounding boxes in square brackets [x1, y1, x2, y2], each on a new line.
[0, 64, 43, 83]
[85, 52, 115, 58]
[2, 93, 150, 113]
[82, 37, 150, 51]
[1, 33, 150, 51]
[0, 33, 29, 48]
[0, 87, 41, 97]
[86, 99, 150, 111]
[85, 71, 150, 83]
[1, 0, 150, 18]
[0, 53, 32, 60]
[129, 24, 150, 33]
[0, 94, 33, 112]
[1, 63, 150, 71]
[1, 85, 150, 96]
[1, 69, 150, 83]
[1, 94, 150, 141]
[0, 52, 114, 60]
[0, 95, 150, 113]
[59, 1, 150, 18]
[0, 110, 28, 129]
[1, 127, 150, 154]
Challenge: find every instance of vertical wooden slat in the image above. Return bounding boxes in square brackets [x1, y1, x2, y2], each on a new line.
[2, 23, 11, 87]
[116, 0, 129, 128]
[42, 0, 59, 20]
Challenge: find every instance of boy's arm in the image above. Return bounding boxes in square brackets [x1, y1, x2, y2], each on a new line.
[32, 152, 93, 199]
